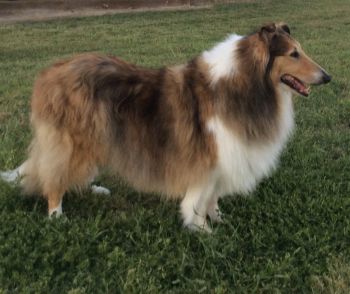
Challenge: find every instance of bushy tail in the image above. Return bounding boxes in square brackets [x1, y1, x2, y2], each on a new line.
[0, 158, 42, 195]
[0, 163, 25, 183]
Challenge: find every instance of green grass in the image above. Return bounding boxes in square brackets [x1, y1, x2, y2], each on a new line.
[0, 0, 350, 292]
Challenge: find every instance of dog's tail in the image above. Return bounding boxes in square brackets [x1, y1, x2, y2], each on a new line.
[0, 118, 55, 194]
[0, 127, 69, 196]
[0, 163, 26, 184]
[1, 157, 111, 196]
[0, 158, 42, 195]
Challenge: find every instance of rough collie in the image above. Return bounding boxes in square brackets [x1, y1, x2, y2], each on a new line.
[1, 23, 331, 232]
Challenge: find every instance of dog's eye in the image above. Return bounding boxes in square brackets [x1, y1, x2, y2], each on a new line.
[290, 51, 299, 58]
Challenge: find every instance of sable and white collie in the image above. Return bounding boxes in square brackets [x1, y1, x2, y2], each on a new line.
[1, 23, 331, 231]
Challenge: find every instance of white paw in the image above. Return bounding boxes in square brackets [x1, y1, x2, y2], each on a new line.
[185, 222, 212, 233]
[49, 205, 63, 219]
[91, 184, 111, 195]
[184, 215, 212, 233]
[208, 208, 223, 223]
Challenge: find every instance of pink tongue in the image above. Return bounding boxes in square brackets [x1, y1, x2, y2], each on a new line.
[294, 79, 307, 95]
[284, 75, 309, 95]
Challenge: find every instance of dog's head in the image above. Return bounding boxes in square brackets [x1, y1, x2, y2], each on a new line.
[258, 22, 331, 96]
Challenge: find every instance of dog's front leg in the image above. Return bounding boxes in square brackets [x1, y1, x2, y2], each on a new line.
[180, 175, 218, 233]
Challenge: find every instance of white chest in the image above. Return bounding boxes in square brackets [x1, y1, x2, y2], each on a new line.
[207, 94, 294, 196]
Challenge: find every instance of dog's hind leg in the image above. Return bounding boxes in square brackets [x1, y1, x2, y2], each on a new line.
[1, 159, 65, 217]
[40, 141, 72, 217]
[21, 124, 74, 217]
[47, 191, 64, 218]
[91, 184, 111, 195]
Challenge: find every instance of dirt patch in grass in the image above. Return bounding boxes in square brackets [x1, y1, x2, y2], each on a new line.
[0, 0, 247, 23]
[310, 257, 350, 293]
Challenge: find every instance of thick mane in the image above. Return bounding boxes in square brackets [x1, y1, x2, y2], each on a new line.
[204, 33, 279, 142]
[232, 34, 278, 140]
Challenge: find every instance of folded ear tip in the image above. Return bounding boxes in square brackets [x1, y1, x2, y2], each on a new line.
[260, 22, 290, 35]
[260, 22, 277, 33]
[278, 22, 290, 35]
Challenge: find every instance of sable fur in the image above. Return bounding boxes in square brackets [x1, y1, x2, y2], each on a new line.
[5, 22, 331, 229]
[26, 54, 217, 199]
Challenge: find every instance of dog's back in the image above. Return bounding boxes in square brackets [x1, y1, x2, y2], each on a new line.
[24, 53, 217, 215]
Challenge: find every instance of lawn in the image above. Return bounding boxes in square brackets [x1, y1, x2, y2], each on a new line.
[0, 0, 349, 292]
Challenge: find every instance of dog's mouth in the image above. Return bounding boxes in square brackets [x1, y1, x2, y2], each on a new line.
[281, 74, 310, 97]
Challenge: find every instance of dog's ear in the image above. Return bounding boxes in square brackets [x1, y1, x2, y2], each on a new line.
[278, 22, 290, 35]
[258, 22, 290, 61]
[260, 23, 277, 34]
[259, 23, 277, 43]
[259, 22, 290, 39]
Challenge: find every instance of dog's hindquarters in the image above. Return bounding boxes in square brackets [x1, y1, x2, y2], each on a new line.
[21, 55, 113, 215]
[21, 123, 73, 215]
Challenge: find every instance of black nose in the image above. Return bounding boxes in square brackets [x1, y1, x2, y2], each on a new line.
[322, 71, 332, 84]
